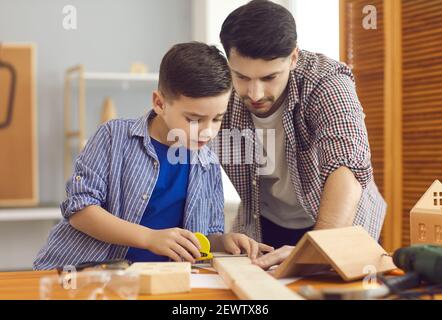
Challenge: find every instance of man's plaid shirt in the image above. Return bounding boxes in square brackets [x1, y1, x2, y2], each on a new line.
[216, 49, 386, 242]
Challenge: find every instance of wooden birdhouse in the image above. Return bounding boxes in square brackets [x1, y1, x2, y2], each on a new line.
[410, 180, 442, 245]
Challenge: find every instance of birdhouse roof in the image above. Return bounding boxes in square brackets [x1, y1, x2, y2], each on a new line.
[410, 180, 442, 214]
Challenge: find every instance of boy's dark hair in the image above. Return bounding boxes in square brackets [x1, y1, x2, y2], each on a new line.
[159, 42, 232, 101]
[220, 0, 297, 60]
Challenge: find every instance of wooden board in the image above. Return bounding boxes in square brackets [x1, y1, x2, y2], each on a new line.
[273, 226, 397, 282]
[0, 44, 38, 206]
[212, 256, 303, 300]
[125, 262, 191, 295]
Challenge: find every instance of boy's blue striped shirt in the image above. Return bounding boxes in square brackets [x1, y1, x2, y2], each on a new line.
[34, 111, 224, 270]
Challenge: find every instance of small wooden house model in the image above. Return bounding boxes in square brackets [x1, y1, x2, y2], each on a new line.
[410, 180, 442, 245]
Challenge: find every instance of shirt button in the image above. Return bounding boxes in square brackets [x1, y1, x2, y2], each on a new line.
[252, 179, 257, 186]
[253, 214, 258, 219]
[75, 176, 81, 181]
[142, 194, 148, 200]
[153, 161, 158, 168]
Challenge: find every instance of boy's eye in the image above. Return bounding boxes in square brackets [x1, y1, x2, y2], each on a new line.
[262, 76, 276, 81]
[186, 117, 200, 123]
[213, 117, 223, 122]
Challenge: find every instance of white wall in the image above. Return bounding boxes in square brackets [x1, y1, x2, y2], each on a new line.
[290, 0, 340, 60]
[0, 218, 59, 271]
[191, 0, 339, 60]
[192, 0, 291, 51]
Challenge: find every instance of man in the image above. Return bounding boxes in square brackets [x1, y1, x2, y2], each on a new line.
[217, 0, 386, 269]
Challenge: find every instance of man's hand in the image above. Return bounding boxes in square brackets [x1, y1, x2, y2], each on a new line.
[144, 228, 201, 263]
[252, 245, 294, 270]
[221, 232, 274, 260]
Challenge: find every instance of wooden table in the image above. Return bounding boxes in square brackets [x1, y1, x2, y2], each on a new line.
[0, 269, 389, 300]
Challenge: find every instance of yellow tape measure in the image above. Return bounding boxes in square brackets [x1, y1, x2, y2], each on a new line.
[194, 232, 213, 261]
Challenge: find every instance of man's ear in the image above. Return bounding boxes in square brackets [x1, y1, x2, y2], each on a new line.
[289, 47, 299, 70]
[152, 90, 166, 115]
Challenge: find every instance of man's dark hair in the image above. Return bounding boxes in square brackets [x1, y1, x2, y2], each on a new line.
[159, 42, 232, 101]
[220, 0, 297, 60]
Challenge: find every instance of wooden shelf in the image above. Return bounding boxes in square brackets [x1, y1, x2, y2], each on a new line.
[70, 72, 159, 82]
[64, 65, 159, 181]
[0, 207, 61, 222]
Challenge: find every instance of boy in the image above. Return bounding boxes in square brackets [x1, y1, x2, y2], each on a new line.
[34, 42, 273, 270]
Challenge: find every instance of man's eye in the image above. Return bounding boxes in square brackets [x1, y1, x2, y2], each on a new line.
[237, 75, 248, 80]
[213, 118, 223, 122]
[186, 117, 199, 122]
[262, 76, 276, 81]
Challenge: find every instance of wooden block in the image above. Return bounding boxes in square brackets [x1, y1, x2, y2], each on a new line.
[212, 257, 303, 300]
[273, 226, 397, 281]
[125, 262, 191, 295]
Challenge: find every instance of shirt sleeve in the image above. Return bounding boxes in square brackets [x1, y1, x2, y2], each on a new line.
[207, 163, 225, 234]
[60, 123, 111, 219]
[310, 74, 373, 190]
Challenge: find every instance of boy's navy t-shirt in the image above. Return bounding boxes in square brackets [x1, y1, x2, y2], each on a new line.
[125, 137, 190, 262]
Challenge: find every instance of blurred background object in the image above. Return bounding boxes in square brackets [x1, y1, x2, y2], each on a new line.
[130, 62, 148, 74]
[340, 0, 442, 252]
[100, 97, 117, 124]
[0, 0, 191, 270]
[0, 44, 38, 207]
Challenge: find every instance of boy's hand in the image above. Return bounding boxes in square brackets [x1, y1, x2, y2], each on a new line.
[221, 232, 274, 260]
[145, 228, 201, 263]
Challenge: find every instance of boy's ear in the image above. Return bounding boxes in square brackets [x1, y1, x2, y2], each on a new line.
[152, 90, 166, 115]
[289, 47, 299, 71]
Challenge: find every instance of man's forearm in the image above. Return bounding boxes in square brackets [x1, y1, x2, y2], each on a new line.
[69, 205, 150, 249]
[314, 166, 362, 230]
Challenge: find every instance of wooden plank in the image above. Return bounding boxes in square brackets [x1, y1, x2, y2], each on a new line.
[0, 43, 38, 206]
[212, 257, 303, 300]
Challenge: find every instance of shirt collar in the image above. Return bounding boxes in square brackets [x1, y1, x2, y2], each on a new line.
[286, 49, 306, 111]
[129, 109, 215, 170]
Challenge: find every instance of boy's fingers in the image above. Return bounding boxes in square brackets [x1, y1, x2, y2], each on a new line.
[181, 229, 201, 250]
[224, 238, 241, 255]
[176, 236, 201, 259]
[172, 243, 195, 263]
[166, 249, 183, 263]
[237, 235, 251, 255]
